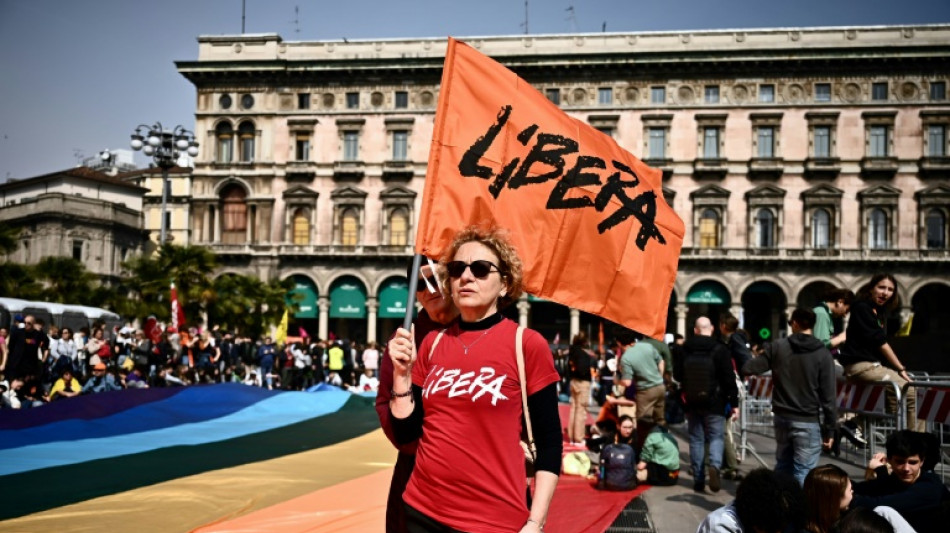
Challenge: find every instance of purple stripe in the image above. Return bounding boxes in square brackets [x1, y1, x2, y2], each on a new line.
[0, 386, 184, 430]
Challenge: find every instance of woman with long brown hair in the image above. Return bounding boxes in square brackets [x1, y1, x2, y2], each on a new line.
[805, 465, 853, 533]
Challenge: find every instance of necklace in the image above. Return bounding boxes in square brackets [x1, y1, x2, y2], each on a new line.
[458, 323, 496, 355]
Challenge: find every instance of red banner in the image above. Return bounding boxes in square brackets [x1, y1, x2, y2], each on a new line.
[171, 281, 186, 331]
[415, 38, 684, 339]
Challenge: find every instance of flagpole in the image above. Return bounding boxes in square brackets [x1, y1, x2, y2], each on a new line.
[402, 254, 423, 330]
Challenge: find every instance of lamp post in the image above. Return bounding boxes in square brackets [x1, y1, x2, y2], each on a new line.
[129, 123, 199, 247]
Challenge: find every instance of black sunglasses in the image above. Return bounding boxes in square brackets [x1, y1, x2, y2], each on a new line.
[446, 260, 502, 279]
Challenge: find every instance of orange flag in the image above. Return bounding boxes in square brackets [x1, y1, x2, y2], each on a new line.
[416, 38, 684, 339]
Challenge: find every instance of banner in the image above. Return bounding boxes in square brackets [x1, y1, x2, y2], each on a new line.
[170, 281, 186, 331]
[415, 38, 684, 339]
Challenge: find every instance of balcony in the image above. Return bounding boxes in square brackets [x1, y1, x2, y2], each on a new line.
[804, 157, 841, 180]
[747, 158, 784, 180]
[692, 158, 727, 180]
[678, 247, 944, 262]
[382, 160, 415, 182]
[919, 156, 950, 179]
[285, 160, 316, 181]
[860, 156, 898, 180]
[642, 158, 673, 180]
[333, 160, 366, 182]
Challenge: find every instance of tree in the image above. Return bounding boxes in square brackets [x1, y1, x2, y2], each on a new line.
[122, 244, 217, 323]
[0, 262, 42, 300]
[32, 257, 99, 304]
[0, 222, 19, 256]
[207, 273, 295, 339]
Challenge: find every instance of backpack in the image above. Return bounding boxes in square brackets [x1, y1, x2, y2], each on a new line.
[599, 443, 637, 491]
[682, 350, 719, 410]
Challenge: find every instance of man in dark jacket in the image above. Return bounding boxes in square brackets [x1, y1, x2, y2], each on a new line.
[678, 316, 739, 493]
[852, 430, 950, 533]
[742, 308, 836, 485]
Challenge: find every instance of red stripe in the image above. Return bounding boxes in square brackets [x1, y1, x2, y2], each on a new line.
[863, 384, 884, 413]
[918, 388, 937, 420]
[933, 389, 950, 424]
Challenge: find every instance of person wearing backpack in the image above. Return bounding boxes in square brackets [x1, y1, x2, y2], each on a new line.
[599, 415, 638, 491]
[677, 316, 738, 493]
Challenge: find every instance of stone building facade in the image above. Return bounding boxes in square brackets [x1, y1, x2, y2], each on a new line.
[0, 167, 149, 280]
[176, 25, 950, 346]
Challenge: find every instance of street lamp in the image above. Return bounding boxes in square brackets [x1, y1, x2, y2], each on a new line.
[129, 123, 199, 247]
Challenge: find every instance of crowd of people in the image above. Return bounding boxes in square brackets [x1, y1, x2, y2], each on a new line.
[0, 313, 386, 409]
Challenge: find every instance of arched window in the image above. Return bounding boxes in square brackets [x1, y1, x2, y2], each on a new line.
[868, 208, 889, 249]
[292, 208, 310, 245]
[215, 122, 233, 163]
[389, 208, 408, 246]
[699, 208, 720, 248]
[238, 121, 255, 163]
[340, 208, 359, 246]
[755, 209, 775, 248]
[926, 209, 946, 249]
[220, 185, 247, 244]
[811, 208, 831, 249]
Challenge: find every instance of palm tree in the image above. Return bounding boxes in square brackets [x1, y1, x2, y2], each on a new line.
[32, 257, 99, 304]
[0, 222, 19, 256]
[0, 262, 42, 300]
[208, 273, 295, 339]
[122, 244, 216, 323]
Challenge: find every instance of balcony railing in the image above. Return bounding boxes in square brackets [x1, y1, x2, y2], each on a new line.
[679, 247, 948, 261]
[919, 156, 950, 179]
[860, 156, 899, 179]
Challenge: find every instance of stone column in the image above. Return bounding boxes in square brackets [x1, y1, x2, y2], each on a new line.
[318, 297, 330, 341]
[366, 298, 378, 344]
[569, 308, 580, 342]
[730, 304, 742, 326]
[898, 306, 913, 334]
[675, 304, 688, 337]
[516, 297, 530, 328]
[785, 305, 796, 337]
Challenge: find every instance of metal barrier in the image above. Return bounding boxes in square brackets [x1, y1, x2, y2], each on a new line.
[899, 380, 950, 485]
[738, 375, 902, 466]
[835, 379, 903, 462]
[737, 375, 773, 467]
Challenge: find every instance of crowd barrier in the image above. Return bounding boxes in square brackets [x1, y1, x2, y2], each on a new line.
[738, 375, 902, 465]
[900, 378, 950, 485]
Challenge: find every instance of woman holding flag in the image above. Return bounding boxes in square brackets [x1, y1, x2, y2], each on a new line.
[389, 226, 562, 533]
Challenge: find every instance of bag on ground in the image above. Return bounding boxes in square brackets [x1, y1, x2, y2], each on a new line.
[599, 442, 637, 491]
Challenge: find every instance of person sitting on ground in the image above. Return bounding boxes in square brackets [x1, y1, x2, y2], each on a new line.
[48, 367, 82, 401]
[636, 424, 680, 486]
[831, 507, 896, 533]
[615, 415, 637, 446]
[851, 430, 950, 533]
[81, 363, 122, 394]
[697, 468, 805, 533]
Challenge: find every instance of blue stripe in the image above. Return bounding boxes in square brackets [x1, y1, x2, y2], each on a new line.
[0, 383, 278, 450]
[0, 388, 352, 476]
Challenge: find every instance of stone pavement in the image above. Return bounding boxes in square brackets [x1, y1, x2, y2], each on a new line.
[608, 422, 869, 533]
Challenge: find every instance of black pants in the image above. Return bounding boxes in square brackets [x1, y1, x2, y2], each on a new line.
[404, 503, 465, 533]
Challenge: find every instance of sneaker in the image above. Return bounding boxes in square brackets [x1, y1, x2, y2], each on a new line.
[840, 422, 868, 448]
[708, 466, 721, 493]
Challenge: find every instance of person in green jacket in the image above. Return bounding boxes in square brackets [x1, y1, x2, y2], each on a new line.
[636, 424, 680, 486]
[812, 288, 854, 350]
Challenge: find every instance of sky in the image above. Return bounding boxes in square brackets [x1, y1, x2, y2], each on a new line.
[1, 0, 948, 181]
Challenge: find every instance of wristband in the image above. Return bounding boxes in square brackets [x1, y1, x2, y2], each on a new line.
[526, 518, 543, 531]
[390, 388, 412, 398]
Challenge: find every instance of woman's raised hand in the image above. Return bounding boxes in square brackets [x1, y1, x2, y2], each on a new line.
[388, 325, 416, 379]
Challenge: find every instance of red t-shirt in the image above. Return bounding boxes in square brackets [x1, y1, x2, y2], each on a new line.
[403, 318, 559, 532]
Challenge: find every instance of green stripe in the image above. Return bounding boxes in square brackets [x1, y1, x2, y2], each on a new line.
[0, 394, 378, 520]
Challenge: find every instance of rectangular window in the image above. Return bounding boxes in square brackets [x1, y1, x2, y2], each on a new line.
[929, 125, 947, 157]
[648, 128, 666, 159]
[814, 126, 831, 158]
[165, 211, 172, 232]
[650, 86, 666, 104]
[597, 127, 614, 138]
[297, 93, 310, 110]
[392, 130, 408, 160]
[345, 92, 359, 109]
[598, 87, 613, 105]
[394, 91, 409, 109]
[703, 127, 720, 158]
[815, 83, 832, 102]
[759, 84, 775, 103]
[295, 136, 310, 161]
[343, 131, 359, 161]
[869, 126, 889, 157]
[757, 127, 775, 158]
[72, 240, 83, 261]
[546, 89, 561, 105]
[931, 81, 947, 100]
[871, 82, 888, 101]
[704, 85, 720, 104]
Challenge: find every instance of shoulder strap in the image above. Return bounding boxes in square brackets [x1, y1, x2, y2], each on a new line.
[427, 329, 446, 361]
[515, 326, 536, 456]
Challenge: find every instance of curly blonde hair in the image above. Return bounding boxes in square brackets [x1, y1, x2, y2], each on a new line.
[439, 225, 524, 309]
